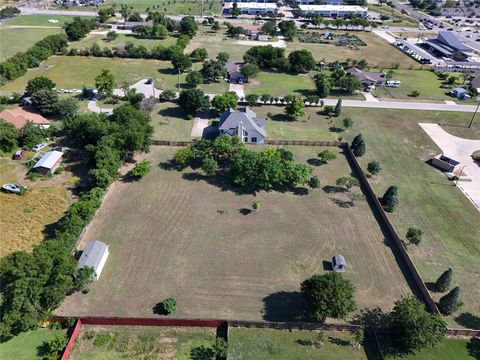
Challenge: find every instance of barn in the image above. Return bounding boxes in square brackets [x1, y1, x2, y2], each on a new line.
[33, 151, 63, 175]
[77, 240, 110, 281]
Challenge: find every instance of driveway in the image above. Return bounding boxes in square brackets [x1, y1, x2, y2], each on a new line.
[190, 118, 209, 138]
[87, 100, 112, 115]
[229, 83, 245, 98]
[419, 123, 480, 212]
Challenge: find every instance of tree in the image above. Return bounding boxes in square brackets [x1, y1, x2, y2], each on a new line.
[351, 133, 365, 156]
[212, 21, 221, 31]
[179, 16, 198, 38]
[171, 53, 192, 72]
[241, 63, 259, 82]
[367, 161, 381, 176]
[337, 76, 362, 94]
[314, 72, 331, 98]
[185, 71, 203, 88]
[201, 59, 226, 82]
[300, 272, 357, 322]
[406, 227, 423, 245]
[178, 89, 210, 115]
[64, 17, 95, 41]
[343, 117, 353, 128]
[73, 266, 95, 291]
[130, 160, 151, 178]
[211, 92, 238, 112]
[438, 287, 461, 315]
[0, 120, 19, 153]
[308, 175, 320, 189]
[261, 20, 277, 36]
[56, 97, 79, 120]
[335, 98, 342, 117]
[335, 176, 359, 190]
[162, 297, 177, 314]
[252, 199, 260, 211]
[382, 185, 399, 212]
[98, 7, 115, 23]
[31, 89, 59, 116]
[351, 330, 364, 349]
[190, 48, 208, 62]
[231, 2, 241, 18]
[245, 94, 259, 107]
[43, 334, 68, 359]
[106, 30, 118, 42]
[201, 157, 218, 176]
[95, 69, 115, 98]
[159, 89, 176, 102]
[288, 50, 316, 74]
[285, 96, 305, 121]
[389, 296, 446, 351]
[25, 76, 55, 95]
[318, 149, 337, 163]
[216, 52, 229, 64]
[435, 268, 453, 293]
[260, 94, 271, 104]
[278, 20, 297, 39]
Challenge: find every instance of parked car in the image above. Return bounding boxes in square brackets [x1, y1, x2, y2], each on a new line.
[32, 143, 47, 152]
[2, 183, 26, 195]
[13, 150, 24, 160]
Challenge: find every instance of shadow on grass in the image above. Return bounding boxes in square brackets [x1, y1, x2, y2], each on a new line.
[307, 158, 325, 166]
[425, 281, 438, 292]
[467, 338, 480, 359]
[239, 208, 251, 215]
[322, 185, 346, 193]
[455, 312, 480, 330]
[262, 291, 306, 322]
[158, 67, 177, 75]
[270, 113, 294, 122]
[158, 105, 188, 120]
[322, 260, 333, 271]
[329, 125, 344, 133]
[377, 334, 414, 358]
[328, 337, 350, 346]
[190, 346, 215, 360]
[350, 307, 389, 327]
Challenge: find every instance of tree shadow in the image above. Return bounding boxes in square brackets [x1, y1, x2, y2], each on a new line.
[158, 67, 177, 75]
[322, 185, 346, 193]
[329, 126, 344, 133]
[159, 160, 186, 171]
[152, 302, 170, 315]
[36, 341, 50, 357]
[425, 282, 438, 292]
[350, 307, 390, 328]
[239, 208, 251, 215]
[328, 337, 350, 346]
[331, 198, 354, 208]
[455, 312, 480, 330]
[322, 260, 333, 271]
[180, 171, 256, 196]
[292, 187, 309, 196]
[467, 338, 480, 360]
[307, 158, 325, 166]
[270, 113, 293, 122]
[295, 88, 317, 97]
[377, 334, 413, 358]
[158, 105, 188, 120]
[262, 291, 306, 322]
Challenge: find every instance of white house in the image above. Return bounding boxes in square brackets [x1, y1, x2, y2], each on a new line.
[77, 240, 110, 281]
[33, 150, 63, 175]
[218, 107, 266, 144]
[223, 2, 278, 15]
[298, 4, 368, 18]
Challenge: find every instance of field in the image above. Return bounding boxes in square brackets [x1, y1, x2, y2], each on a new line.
[69, 33, 177, 50]
[0, 56, 228, 95]
[56, 145, 411, 321]
[244, 72, 317, 97]
[368, 4, 418, 28]
[151, 101, 194, 140]
[0, 27, 62, 61]
[0, 158, 73, 257]
[1, 14, 83, 27]
[229, 328, 374, 359]
[100, 0, 222, 15]
[70, 325, 216, 359]
[0, 328, 67, 360]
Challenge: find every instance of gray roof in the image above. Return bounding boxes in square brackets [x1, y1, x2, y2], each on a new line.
[346, 67, 385, 84]
[333, 254, 346, 266]
[437, 31, 470, 52]
[471, 77, 480, 89]
[219, 107, 266, 137]
[225, 60, 243, 80]
[77, 240, 109, 273]
[453, 87, 467, 93]
[33, 151, 63, 170]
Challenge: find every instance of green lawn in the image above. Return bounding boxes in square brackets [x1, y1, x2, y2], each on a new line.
[151, 101, 194, 140]
[100, 0, 222, 15]
[0, 27, 62, 61]
[245, 72, 317, 98]
[373, 70, 450, 102]
[229, 328, 374, 359]
[0, 328, 67, 360]
[368, 4, 418, 28]
[379, 335, 479, 360]
[69, 33, 177, 50]
[1, 14, 84, 27]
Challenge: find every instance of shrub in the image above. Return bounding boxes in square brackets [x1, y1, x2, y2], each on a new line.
[94, 332, 117, 346]
[159, 89, 176, 102]
[318, 149, 337, 163]
[130, 160, 151, 178]
[367, 161, 381, 176]
[308, 175, 320, 189]
[252, 200, 260, 210]
[405, 227, 422, 245]
[162, 297, 177, 314]
[472, 150, 480, 162]
[409, 90, 420, 97]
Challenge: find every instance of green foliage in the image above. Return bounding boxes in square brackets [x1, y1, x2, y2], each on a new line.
[0, 120, 19, 153]
[343, 117, 353, 128]
[244, 46, 288, 72]
[31, 89, 59, 116]
[389, 296, 447, 351]
[382, 185, 399, 212]
[74, 266, 96, 292]
[179, 16, 198, 38]
[201, 59, 226, 82]
[308, 175, 321, 189]
[95, 69, 116, 98]
[245, 94, 259, 107]
[278, 20, 297, 39]
[288, 50, 316, 74]
[231, 2, 241, 18]
[300, 272, 357, 322]
[216, 52, 230, 64]
[211, 92, 238, 112]
[406, 227, 423, 245]
[26, 76, 56, 95]
[252, 199, 260, 210]
[94, 332, 117, 346]
[241, 63, 260, 82]
[0, 6, 20, 19]
[201, 157, 218, 176]
[314, 72, 331, 98]
[179, 89, 210, 115]
[130, 160, 151, 178]
[162, 297, 177, 314]
[471, 150, 480, 162]
[171, 53, 192, 72]
[367, 161, 381, 176]
[173, 146, 194, 166]
[98, 7, 115, 23]
[56, 97, 79, 120]
[285, 96, 305, 120]
[335, 176, 359, 189]
[336, 76, 362, 94]
[409, 90, 420, 97]
[351, 133, 365, 157]
[64, 17, 96, 41]
[352, 329, 364, 348]
[435, 268, 453, 293]
[186, 71, 203, 88]
[438, 286, 461, 315]
[42, 334, 68, 358]
[106, 30, 118, 41]
[159, 89, 177, 102]
[214, 337, 228, 359]
[190, 48, 208, 62]
[261, 20, 277, 36]
[318, 149, 337, 163]
[20, 121, 49, 149]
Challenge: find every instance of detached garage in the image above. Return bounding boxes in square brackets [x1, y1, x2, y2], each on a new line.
[33, 150, 63, 175]
[77, 240, 109, 281]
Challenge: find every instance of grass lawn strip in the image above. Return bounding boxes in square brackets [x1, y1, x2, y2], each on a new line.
[0, 27, 62, 61]
[69, 33, 177, 50]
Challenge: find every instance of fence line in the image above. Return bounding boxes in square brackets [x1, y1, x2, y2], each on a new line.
[61, 319, 82, 360]
[152, 139, 345, 147]
[229, 320, 363, 332]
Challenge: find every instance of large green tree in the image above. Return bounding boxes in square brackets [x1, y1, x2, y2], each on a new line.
[0, 120, 19, 153]
[25, 76, 55, 95]
[314, 72, 331, 98]
[240, 63, 259, 82]
[31, 89, 59, 116]
[288, 50, 316, 74]
[185, 71, 203, 88]
[285, 96, 305, 121]
[351, 133, 365, 156]
[178, 89, 210, 115]
[438, 287, 461, 315]
[211, 92, 238, 112]
[95, 69, 115, 98]
[300, 272, 357, 322]
[56, 97, 79, 120]
[435, 268, 452, 293]
[278, 20, 297, 39]
[382, 185, 399, 212]
[179, 16, 198, 38]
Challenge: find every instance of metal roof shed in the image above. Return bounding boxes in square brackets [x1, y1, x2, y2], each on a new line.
[332, 254, 347, 272]
[77, 240, 109, 280]
[33, 150, 63, 174]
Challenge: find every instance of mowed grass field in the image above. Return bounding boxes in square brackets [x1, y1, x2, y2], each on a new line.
[0, 27, 62, 61]
[245, 72, 317, 97]
[56, 146, 411, 321]
[69, 33, 177, 50]
[229, 328, 374, 359]
[101, 0, 222, 15]
[1, 14, 83, 27]
[70, 325, 216, 359]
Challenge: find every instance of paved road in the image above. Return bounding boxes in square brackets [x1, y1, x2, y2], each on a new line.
[419, 123, 480, 212]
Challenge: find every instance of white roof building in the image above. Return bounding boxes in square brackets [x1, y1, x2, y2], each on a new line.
[223, 2, 278, 14]
[33, 150, 63, 174]
[299, 4, 368, 17]
[332, 254, 347, 272]
[77, 240, 110, 280]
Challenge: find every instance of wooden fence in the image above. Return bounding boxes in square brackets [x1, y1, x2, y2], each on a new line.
[264, 140, 345, 146]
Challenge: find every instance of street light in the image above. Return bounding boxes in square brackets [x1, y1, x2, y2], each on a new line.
[468, 96, 480, 129]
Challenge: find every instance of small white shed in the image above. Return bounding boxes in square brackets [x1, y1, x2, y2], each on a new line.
[332, 254, 347, 272]
[77, 240, 109, 280]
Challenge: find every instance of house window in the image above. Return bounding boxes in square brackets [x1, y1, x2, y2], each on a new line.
[244, 137, 248, 142]
[244, 130, 248, 136]
[251, 137, 257, 143]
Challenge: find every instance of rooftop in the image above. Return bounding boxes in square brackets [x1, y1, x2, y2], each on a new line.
[33, 151, 63, 170]
[0, 107, 50, 130]
[298, 4, 367, 11]
[224, 2, 278, 9]
[77, 240, 109, 272]
[219, 107, 266, 137]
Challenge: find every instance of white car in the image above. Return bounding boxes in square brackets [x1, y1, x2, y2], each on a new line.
[32, 143, 47, 152]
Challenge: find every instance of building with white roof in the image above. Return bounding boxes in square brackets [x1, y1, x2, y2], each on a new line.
[298, 4, 368, 18]
[77, 240, 110, 281]
[33, 150, 63, 175]
[223, 2, 278, 15]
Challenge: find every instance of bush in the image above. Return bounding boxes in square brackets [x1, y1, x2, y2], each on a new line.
[159, 89, 176, 102]
[252, 199, 260, 210]
[41, 335, 68, 358]
[94, 332, 117, 346]
[162, 297, 177, 314]
[130, 160, 151, 178]
[409, 90, 420, 97]
[472, 150, 480, 162]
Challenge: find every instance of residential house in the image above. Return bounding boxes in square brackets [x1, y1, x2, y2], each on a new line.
[219, 107, 266, 144]
[0, 107, 50, 130]
[33, 151, 63, 175]
[470, 76, 480, 94]
[225, 60, 244, 83]
[346, 67, 387, 87]
[450, 87, 469, 100]
[118, 21, 153, 30]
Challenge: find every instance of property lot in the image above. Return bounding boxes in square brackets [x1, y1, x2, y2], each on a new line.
[56, 146, 410, 321]
[229, 328, 374, 359]
[1, 14, 83, 27]
[69, 325, 216, 359]
[0, 27, 62, 61]
[244, 72, 317, 97]
[69, 33, 177, 50]
[101, 0, 222, 15]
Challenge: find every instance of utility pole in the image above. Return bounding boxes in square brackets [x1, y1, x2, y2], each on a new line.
[469, 96, 480, 128]
[201, 0, 204, 17]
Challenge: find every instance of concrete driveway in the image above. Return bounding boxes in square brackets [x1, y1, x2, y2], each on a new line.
[419, 123, 480, 212]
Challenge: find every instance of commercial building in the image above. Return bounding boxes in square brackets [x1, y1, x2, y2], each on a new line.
[223, 2, 278, 15]
[298, 4, 368, 18]
[423, 32, 474, 61]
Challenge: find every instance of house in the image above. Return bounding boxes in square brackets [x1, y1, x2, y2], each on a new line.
[223, 2, 278, 15]
[0, 107, 50, 130]
[33, 151, 63, 175]
[298, 4, 368, 18]
[431, 154, 461, 173]
[239, 24, 261, 38]
[346, 67, 387, 87]
[118, 21, 153, 30]
[470, 76, 480, 94]
[450, 87, 469, 100]
[225, 60, 244, 83]
[332, 254, 347, 272]
[219, 107, 266, 144]
[423, 32, 474, 61]
[77, 240, 110, 281]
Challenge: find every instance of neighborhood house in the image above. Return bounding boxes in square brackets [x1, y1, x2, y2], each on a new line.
[33, 150, 63, 175]
[346, 67, 387, 88]
[219, 107, 266, 144]
[0, 107, 51, 130]
[77, 240, 110, 281]
[225, 60, 244, 84]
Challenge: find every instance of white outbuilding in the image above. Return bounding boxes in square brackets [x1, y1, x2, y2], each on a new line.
[332, 254, 347, 272]
[77, 240, 109, 280]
